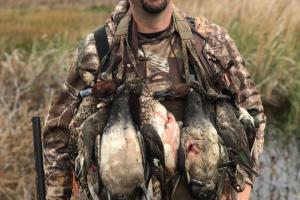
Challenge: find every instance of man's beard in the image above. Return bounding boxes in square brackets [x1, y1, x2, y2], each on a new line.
[141, 0, 169, 14]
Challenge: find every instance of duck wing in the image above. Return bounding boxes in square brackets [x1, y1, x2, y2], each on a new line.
[81, 107, 109, 170]
[215, 99, 257, 176]
[238, 107, 256, 150]
[138, 85, 167, 198]
[141, 122, 166, 198]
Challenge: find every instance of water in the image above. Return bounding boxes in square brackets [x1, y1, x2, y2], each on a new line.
[252, 131, 300, 200]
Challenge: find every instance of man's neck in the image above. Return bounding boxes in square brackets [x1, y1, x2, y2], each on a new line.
[130, 3, 173, 34]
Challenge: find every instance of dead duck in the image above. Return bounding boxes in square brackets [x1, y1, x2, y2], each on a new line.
[220, 88, 257, 151]
[136, 82, 181, 199]
[74, 103, 110, 199]
[72, 95, 99, 195]
[99, 84, 148, 199]
[178, 88, 228, 200]
[74, 80, 117, 198]
[190, 83, 257, 192]
[215, 98, 258, 192]
[81, 104, 109, 172]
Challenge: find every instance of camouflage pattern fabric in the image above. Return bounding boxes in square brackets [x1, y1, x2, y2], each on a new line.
[137, 29, 183, 92]
[43, 1, 266, 199]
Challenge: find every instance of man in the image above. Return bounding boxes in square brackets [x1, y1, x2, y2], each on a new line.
[43, 0, 266, 199]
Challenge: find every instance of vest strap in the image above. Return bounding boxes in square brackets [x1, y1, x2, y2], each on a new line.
[173, 8, 215, 91]
[115, 14, 131, 37]
[173, 7, 194, 40]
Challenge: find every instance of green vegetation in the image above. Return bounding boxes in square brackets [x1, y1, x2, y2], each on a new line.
[0, 0, 299, 199]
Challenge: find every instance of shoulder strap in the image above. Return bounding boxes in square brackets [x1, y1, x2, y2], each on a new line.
[114, 15, 131, 37]
[183, 15, 215, 80]
[94, 26, 110, 73]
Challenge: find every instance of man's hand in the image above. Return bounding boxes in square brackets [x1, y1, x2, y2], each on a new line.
[221, 183, 252, 200]
[237, 184, 252, 200]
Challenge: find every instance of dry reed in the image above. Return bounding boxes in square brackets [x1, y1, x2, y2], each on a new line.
[0, 46, 70, 199]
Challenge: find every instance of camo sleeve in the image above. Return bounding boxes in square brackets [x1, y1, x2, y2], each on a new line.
[43, 33, 100, 199]
[224, 33, 267, 185]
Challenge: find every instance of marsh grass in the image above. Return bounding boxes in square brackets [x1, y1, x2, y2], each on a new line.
[0, 0, 299, 199]
[0, 7, 112, 53]
[177, 0, 300, 130]
[0, 45, 70, 199]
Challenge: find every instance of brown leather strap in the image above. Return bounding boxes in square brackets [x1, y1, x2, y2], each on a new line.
[193, 35, 215, 80]
[168, 57, 183, 85]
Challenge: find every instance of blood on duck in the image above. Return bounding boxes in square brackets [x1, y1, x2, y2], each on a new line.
[179, 89, 228, 199]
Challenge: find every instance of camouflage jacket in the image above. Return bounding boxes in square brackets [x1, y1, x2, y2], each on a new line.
[43, 1, 266, 199]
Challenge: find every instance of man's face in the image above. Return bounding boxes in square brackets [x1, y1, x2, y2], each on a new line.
[131, 0, 170, 14]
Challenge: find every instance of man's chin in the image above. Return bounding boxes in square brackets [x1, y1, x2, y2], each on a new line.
[142, 0, 169, 14]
